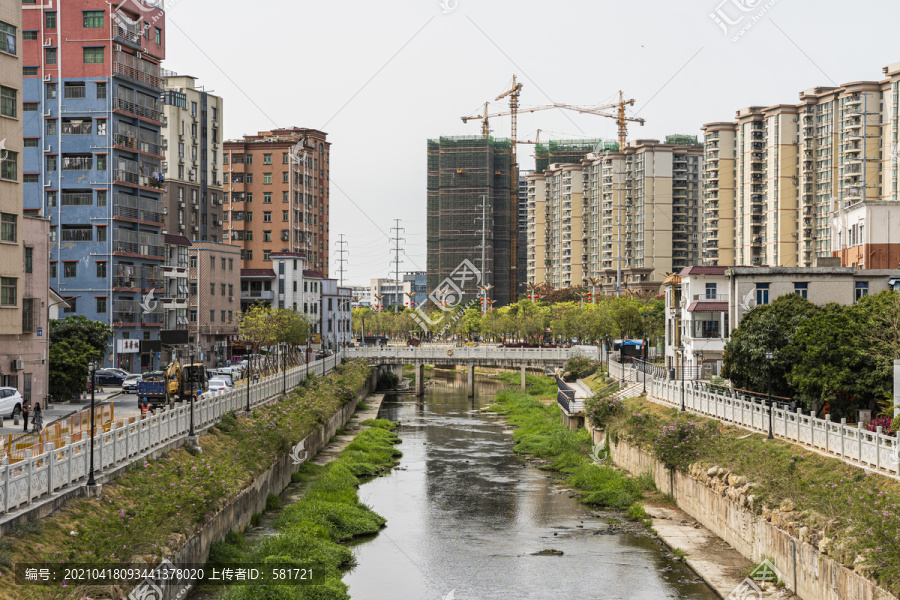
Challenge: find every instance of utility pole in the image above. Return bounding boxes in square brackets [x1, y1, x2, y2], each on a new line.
[335, 234, 348, 287]
[390, 219, 404, 312]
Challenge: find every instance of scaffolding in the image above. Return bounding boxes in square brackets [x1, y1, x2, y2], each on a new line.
[535, 139, 617, 173]
[427, 136, 514, 307]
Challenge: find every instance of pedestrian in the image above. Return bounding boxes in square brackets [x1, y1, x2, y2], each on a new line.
[31, 403, 43, 433]
[21, 399, 29, 432]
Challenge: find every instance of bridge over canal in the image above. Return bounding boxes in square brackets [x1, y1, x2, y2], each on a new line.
[345, 346, 598, 396]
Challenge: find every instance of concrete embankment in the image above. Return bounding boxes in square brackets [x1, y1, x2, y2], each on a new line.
[608, 435, 898, 600]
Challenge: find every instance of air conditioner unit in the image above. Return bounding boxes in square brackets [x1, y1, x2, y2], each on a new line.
[114, 44, 122, 52]
[178, 201, 185, 208]
[217, 220, 223, 226]
[229, 295, 234, 302]
[136, 52, 142, 59]
[163, 207, 168, 215]
[193, 225, 199, 232]
[179, 223, 185, 230]
[162, 139, 168, 150]
[12, 359, 24, 371]
[213, 142, 219, 149]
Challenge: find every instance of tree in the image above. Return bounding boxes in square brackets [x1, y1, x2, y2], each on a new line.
[49, 338, 93, 401]
[785, 304, 886, 415]
[722, 293, 821, 397]
[50, 315, 111, 362]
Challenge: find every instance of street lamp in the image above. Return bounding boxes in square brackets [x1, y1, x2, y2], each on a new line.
[678, 343, 685, 412]
[188, 345, 196, 438]
[246, 347, 251, 413]
[86, 361, 99, 490]
[765, 350, 774, 440]
[642, 338, 647, 394]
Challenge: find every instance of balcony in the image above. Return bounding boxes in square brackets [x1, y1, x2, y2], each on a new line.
[113, 229, 164, 258]
[113, 193, 164, 224]
[241, 290, 275, 300]
[114, 23, 142, 46]
[114, 51, 162, 89]
[114, 87, 165, 123]
[692, 293, 729, 302]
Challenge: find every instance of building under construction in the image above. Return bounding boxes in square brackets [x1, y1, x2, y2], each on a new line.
[427, 136, 514, 307]
[535, 139, 617, 174]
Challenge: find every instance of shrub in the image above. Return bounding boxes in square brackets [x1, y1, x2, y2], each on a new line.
[584, 393, 625, 429]
[865, 415, 896, 434]
[653, 420, 718, 471]
[893, 415, 900, 434]
[563, 356, 596, 382]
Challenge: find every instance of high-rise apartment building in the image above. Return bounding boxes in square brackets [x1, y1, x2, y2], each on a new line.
[527, 136, 702, 294]
[161, 73, 223, 242]
[224, 128, 329, 273]
[701, 60, 900, 269]
[426, 136, 513, 306]
[21, 1, 167, 372]
[516, 170, 531, 289]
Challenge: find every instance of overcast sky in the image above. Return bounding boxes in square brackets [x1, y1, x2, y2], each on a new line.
[163, 0, 900, 285]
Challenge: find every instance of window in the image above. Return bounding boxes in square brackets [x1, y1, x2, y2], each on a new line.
[221, 309, 226, 322]
[209, 309, 215, 322]
[155, 27, 161, 45]
[0, 214, 15, 242]
[210, 255, 215, 269]
[793, 282, 808, 299]
[189, 282, 197, 295]
[96, 155, 106, 171]
[61, 225, 91, 242]
[22, 173, 37, 183]
[83, 11, 104, 28]
[189, 310, 197, 322]
[23, 102, 38, 112]
[45, 11, 57, 28]
[282, 210, 289, 222]
[263, 192, 272, 204]
[704, 283, 717, 299]
[0, 278, 15, 306]
[96, 118, 106, 135]
[22, 298, 35, 332]
[24, 139, 38, 148]
[855, 281, 869, 302]
[96, 226, 107, 242]
[263, 250, 271, 261]
[283, 152, 289, 164]
[263, 153, 272, 165]
[62, 118, 92, 135]
[62, 154, 92, 170]
[0, 22, 15, 55]
[264, 231, 272, 242]
[63, 262, 77, 277]
[755, 283, 769, 306]
[210, 282, 215, 295]
[46, 120, 56, 136]
[263, 173, 272, 184]
[283, 191, 288, 203]
[64, 83, 86, 99]
[0, 86, 16, 117]
[144, 22, 150, 40]
[228, 310, 233, 322]
[50, 262, 56, 277]
[220, 283, 225, 295]
[45, 47, 57, 65]
[96, 82, 106, 99]
[228, 258, 233, 270]
[46, 191, 56, 207]
[83, 47, 103, 64]
[93, 296, 106, 314]
[96, 261, 106, 278]
[23, 67, 37, 77]
[23, 31, 37, 41]
[97, 190, 107, 206]
[263, 211, 272, 223]
[24, 247, 32, 273]
[62, 297, 76, 313]
[282, 172, 288, 183]
[228, 284, 234, 296]
[293, 281, 297, 292]
[190, 101, 197, 116]
[245, 154, 253, 164]
[0, 151, 16, 180]
[45, 83, 56, 100]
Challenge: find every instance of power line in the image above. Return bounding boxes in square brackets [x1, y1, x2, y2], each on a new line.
[336, 234, 349, 287]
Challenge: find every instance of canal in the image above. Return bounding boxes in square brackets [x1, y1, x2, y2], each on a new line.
[344, 372, 719, 600]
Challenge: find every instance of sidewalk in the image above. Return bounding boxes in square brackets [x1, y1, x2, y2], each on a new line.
[0, 390, 124, 435]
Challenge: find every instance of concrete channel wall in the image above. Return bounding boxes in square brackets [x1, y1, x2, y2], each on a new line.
[143, 370, 377, 600]
[608, 436, 898, 600]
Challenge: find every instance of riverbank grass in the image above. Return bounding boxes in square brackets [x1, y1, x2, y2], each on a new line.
[208, 422, 402, 600]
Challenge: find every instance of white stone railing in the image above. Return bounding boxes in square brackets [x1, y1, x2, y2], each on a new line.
[0, 353, 344, 514]
[650, 378, 900, 477]
[346, 346, 598, 362]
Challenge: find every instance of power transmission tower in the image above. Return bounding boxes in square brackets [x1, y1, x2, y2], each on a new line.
[335, 234, 348, 287]
[390, 219, 405, 312]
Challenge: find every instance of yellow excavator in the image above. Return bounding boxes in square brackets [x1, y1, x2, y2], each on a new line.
[138, 360, 209, 406]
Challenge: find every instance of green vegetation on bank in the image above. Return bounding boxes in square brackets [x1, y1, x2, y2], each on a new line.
[488, 383, 647, 519]
[0, 360, 373, 600]
[495, 372, 557, 397]
[608, 396, 900, 594]
[209, 420, 402, 600]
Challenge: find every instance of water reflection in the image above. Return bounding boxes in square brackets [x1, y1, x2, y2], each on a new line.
[345, 372, 717, 600]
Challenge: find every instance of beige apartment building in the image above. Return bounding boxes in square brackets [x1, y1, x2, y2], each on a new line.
[525, 173, 547, 286]
[702, 60, 900, 270]
[189, 241, 240, 368]
[545, 163, 585, 288]
[161, 73, 224, 242]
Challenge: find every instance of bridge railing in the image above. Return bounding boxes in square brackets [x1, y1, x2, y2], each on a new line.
[345, 346, 595, 361]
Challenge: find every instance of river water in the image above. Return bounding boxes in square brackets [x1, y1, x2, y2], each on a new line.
[343, 373, 719, 600]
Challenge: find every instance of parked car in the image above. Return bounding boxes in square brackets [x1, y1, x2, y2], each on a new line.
[207, 370, 234, 387]
[122, 374, 143, 393]
[0, 387, 24, 418]
[94, 369, 127, 386]
[208, 378, 232, 393]
[222, 365, 243, 381]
